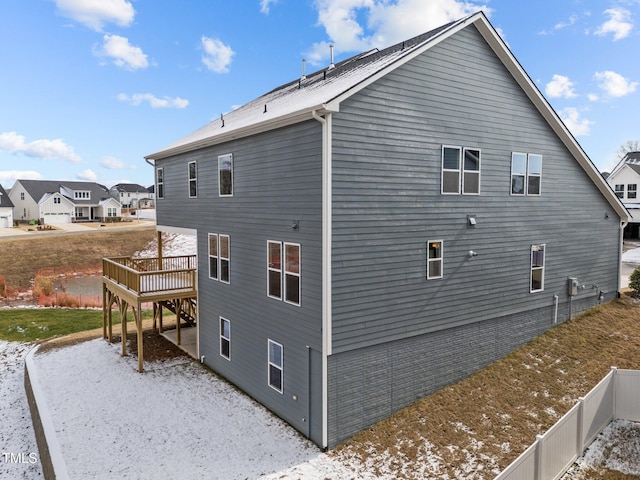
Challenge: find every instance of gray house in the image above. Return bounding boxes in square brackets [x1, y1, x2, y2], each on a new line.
[145, 12, 629, 449]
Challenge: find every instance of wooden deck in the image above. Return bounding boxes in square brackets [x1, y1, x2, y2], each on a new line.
[102, 254, 197, 372]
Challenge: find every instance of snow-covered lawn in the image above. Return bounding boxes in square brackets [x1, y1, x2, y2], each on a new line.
[622, 246, 640, 264]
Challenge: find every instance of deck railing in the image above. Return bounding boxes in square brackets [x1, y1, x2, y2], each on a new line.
[103, 255, 197, 295]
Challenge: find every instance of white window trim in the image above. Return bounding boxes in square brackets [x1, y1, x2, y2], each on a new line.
[268, 339, 283, 393]
[462, 147, 481, 195]
[218, 153, 233, 197]
[219, 234, 230, 284]
[441, 145, 461, 195]
[188, 161, 197, 198]
[511, 152, 543, 196]
[220, 317, 230, 360]
[427, 239, 443, 280]
[284, 242, 301, 307]
[527, 154, 542, 196]
[208, 233, 218, 280]
[530, 244, 546, 293]
[267, 240, 282, 300]
[156, 167, 164, 199]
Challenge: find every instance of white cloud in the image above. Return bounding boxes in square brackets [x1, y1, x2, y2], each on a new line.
[594, 70, 638, 97]
[95, 35, 149, 70]
[100, 156, 136, 169]
[117, 93, 189, 109]
[539, 14, 578, 35]
[0, 132, 81, 163]
[306, 0, 489, 64]
[260, 0, 279, 14]
[559, 107, 594, 136]
[595, 8, 633, 40]
[201, 36, 235, 73]
[55, 0, 135, 31]
[76, 169, 97, 181]
[545, 74, 578, 99]
[0, 171, 42, 188]
[587, 93, 600, 102]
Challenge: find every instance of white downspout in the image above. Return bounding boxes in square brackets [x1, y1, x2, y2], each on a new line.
[619, 220, 628, 294]
[312, 109, 332, 449]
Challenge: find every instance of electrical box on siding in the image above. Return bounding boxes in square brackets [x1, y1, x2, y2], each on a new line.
[568, 277, 579, 296]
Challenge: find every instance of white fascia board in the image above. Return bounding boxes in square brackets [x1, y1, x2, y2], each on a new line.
[473, 16, 630, 223]
[146, 107, 336, 161]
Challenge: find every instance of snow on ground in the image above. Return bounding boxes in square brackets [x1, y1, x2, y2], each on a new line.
[31, 339, 356, 480]
[622, 246, 640, 264]
[0, 340, 43, 479]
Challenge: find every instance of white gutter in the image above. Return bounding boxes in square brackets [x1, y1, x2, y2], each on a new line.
[312, 109, 332, 449]
[619, 220, 629, 293]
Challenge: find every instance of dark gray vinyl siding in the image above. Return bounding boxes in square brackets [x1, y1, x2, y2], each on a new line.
[155, 120, 324, 445]
[329, 25, 621, 354]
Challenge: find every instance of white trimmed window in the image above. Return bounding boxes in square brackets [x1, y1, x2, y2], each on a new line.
[188, 161, 197, 198]
[628, 184, 637, 199]
[427, 240, 443, 279]
[219, 153, 233, 197]
[284, 243, 300, 305]
[614, 184, 624, 198]
[442, 146, 481, 195]
[220, 318, 230, 360]
[208, 234, 230, 283]
[267, 241, 282, 300]
[156, 167, 164, 199]
[512, 153, 542, 196]
[530, 244, 545, 293]
[268, 340, 283, 393]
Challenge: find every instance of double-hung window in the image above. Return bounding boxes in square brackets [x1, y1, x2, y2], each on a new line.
[614, 184, 624, 198]
[441, 146, 481, 195]
[218, 153, 233, 197]
[188, 161, 197, 198]
[156, 167, 164, 199]
[267, 241, 300, 305]
[512, 153, 542, 195]
[268, 340, 283, 393]
[628, 184, 637, 199]
[427, 240, 443, 279]
[208, 233, 230, 283]
[530, 244, 545, 293]
[220, 318, 230, 360]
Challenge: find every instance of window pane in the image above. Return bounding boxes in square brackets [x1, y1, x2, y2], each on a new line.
[209, 235, 218, 256]
[428, 241, 442, 259]
[189, 162, 196, 180]
[511, 175, 525, 195]
[442, 171, 460, 193]
[209, 257, 218, 279]
[189, 181, 197, 197]
[221, 318, 230, 338]
[268, 242, 281, 270]
[221, 338, 230, 359]
[512, 153, 526, 174]
[268, 270, 281, 298]
[528, 154, 542, 175]
[219, 154, 233, 196]
[220, 236, 229, 258]
[285, 244, 300, 274]
[220, 259, 229, 283]
[531, 245, 544, 267]
[528, 176, 541, 195]
[269, 342, 282, 366]
[428, 259, 442, 278]
[269, 365, 282, 390]
[464, 149, 480, 171]
[443, 147, 460, 170]
[463, 172, 479, 194]
[285, 274, 300, 305]
[531, 269, 543, 291]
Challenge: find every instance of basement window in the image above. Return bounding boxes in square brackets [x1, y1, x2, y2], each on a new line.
[268, 339, 283, 393]
[427, 240, 443, 280]
[220, 317, 230, 360]
[530, 244, 545, 293]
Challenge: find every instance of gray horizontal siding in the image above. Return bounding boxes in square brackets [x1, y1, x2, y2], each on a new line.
[329, 25, 621, 353]
[155, 120, 324, 445]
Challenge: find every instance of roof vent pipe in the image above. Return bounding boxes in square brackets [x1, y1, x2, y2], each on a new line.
[329, 44, 335, 69]
[301, 58, 306, 80]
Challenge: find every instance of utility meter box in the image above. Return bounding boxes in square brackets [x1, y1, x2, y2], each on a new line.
[568, 277, 579, 296]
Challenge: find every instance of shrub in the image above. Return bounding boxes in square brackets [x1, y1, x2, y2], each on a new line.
[630, 265, 640, 297]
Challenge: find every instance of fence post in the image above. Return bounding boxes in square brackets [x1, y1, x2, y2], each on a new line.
[577, 397, 585, 455]
[534, 434, 543, 480]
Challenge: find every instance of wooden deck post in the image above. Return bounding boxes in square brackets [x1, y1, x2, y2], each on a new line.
[135, 301, 143, 373]
[120, 300, 128, 356]
[176, 298, 181, 346]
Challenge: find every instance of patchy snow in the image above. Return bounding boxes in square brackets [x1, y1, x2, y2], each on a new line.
[622, 247, 640, 264]
[0, 340, 43, 479]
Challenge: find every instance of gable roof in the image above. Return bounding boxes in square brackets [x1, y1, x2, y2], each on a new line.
[17, 180, 112, 205]
[608, 151, 640, 179]
[110, 183, 152, 193]
[146, 11, 629, 223]
[0, 184, 13, 208]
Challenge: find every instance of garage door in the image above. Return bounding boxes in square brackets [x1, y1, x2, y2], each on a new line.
[0, 217, 8, 228]
[44, 213, 72, 224]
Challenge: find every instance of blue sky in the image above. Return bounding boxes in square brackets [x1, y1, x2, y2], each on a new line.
[1, 0, 638, 189]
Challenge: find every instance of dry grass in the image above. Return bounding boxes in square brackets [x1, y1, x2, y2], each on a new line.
[332, 295, 640, 478]
[0, 227, 156, 288]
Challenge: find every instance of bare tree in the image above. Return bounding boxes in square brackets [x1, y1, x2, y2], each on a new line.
[617, 140, 640, 159]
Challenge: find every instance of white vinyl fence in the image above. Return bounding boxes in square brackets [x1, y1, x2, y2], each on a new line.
[495, 367, 640, 480]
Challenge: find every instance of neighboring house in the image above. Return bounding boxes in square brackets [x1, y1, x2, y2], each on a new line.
[605, 151, 640, 238]
[144, 12, 629, 449]
[0, 184, 14, 228]
[9, 180, 121, 224]
[109, 183, 154, 209]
